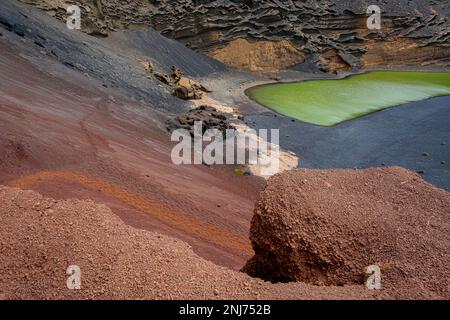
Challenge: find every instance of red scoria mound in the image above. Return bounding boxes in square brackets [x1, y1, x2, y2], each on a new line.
[243, 167, 450, 299]
[0, 185, 376, 300]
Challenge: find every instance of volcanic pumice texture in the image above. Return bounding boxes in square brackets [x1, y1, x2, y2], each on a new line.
[19, 0, 450, 71]
[243, 167, 449, 299]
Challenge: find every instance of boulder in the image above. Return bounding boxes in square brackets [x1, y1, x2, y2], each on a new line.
[173, 76, 206, 100]
[243, 167, 450, 294]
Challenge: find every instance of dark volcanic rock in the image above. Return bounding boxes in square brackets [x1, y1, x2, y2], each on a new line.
[19, 0, 450, 71]
[166, 105, 235, 137]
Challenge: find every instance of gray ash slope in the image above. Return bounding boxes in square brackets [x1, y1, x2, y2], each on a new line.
[1, 0, 227, 115]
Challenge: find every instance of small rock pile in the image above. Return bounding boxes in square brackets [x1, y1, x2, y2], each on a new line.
[145, 63, 209, 100]
[166, 105, 235, 137]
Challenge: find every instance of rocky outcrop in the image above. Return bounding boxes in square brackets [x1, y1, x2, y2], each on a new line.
[174, 76, 208, 100]
[243, 167, 450, 297]
[145, 63, 210, 100]
[19, 0, 450, 72]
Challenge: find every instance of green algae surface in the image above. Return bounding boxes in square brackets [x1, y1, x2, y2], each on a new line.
[246, 71, 450, 126]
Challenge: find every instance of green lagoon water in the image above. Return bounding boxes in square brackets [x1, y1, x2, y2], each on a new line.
[246, 71, 450, 126]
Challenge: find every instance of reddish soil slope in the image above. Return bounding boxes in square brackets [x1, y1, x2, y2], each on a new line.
[0, 185, 376, 300]
[0, 39, 264, 270]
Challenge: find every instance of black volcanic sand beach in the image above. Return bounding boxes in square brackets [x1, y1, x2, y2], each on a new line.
[245, 95, 450, 191]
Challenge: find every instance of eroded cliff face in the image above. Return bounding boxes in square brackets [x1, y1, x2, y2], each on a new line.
[18, 0, 450, 71]
[209, 38, 305, 72]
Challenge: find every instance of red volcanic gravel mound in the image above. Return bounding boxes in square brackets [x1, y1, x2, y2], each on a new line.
[243, 167, 450, 298]
[0, 185, 376, 300]
[0, 167, 448, 299]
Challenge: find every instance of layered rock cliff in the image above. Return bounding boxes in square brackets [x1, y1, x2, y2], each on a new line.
[17, 0, 450, 71]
